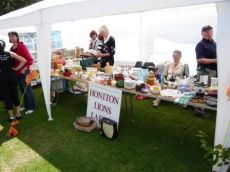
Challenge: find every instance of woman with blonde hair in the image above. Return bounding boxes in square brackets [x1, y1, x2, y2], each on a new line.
[153, 50, 184, 107]
[96, 25, 115, 68]
[164, 50, 184, 81]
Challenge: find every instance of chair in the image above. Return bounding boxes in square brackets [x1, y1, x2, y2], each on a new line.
[142, 62, 155, 71]
[134, 61, 143, 68]
[156, 64, 166, 74]
[183, 64, 190, 77]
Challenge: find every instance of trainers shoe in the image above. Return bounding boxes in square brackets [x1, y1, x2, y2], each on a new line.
[16, 114, 22, 120]
[25, 110, 34, 115]
[202, 113, 210, 118]
[194, 108, 210, 118]
[194, 108, 203, 116]
[8, 115, 15, 121]
[20, 107, 26, 111]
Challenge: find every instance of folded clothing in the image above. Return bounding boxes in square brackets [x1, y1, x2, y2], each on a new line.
[174, 92, 196, 107]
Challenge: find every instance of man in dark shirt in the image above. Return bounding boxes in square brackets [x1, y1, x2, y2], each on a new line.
[194, 25, 217, 118]
[195, 25, 217, 81]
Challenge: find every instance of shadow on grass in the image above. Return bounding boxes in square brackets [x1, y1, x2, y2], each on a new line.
[0, 88, 217, 172]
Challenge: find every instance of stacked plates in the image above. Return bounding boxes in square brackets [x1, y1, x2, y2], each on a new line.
[160, 89, 182, 98]
[124, 80, 136, 89]
[177, 84, 191, 93]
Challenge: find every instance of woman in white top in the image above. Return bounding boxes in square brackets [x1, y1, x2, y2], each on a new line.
[153, 50, 184, 107]
[164, 50, 184, 81]
[87, 30, 102, 64]
[89, 30, 98, 50]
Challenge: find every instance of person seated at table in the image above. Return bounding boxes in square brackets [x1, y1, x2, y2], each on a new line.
[164, 50, 184, 81]
[153, 50, 184, 107]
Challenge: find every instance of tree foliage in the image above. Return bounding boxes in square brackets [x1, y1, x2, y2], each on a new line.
[0, 0, 42, 16]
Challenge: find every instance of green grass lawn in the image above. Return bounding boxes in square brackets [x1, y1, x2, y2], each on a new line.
[0, 87, 216, 172]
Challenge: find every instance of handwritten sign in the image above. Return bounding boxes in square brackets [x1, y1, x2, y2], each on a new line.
[86, 82, 122, 128]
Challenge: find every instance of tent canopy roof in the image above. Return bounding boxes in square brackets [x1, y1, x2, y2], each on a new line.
[0, 0, 226, 29]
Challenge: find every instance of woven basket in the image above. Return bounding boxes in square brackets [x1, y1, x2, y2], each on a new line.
[73, 121, 97, 133]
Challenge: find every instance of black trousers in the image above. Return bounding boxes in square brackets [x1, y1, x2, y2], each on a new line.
[100, 57, 114, 68]
[0, 73, 20, 110]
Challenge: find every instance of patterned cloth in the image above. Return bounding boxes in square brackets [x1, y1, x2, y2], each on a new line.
[174, 92, 196, 107]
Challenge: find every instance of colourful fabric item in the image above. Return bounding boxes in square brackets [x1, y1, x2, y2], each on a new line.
[174, 92, 195, 107]
[135, 95, 149, 100]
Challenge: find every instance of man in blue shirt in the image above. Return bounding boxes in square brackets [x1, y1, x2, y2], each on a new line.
[196, 25, 217, 80]
[194, 25, 217, 118]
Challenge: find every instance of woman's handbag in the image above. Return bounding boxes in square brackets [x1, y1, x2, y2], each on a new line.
[99, 117, 117, 140]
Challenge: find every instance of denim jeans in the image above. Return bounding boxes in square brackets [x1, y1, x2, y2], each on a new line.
[18, 70, 37, 111]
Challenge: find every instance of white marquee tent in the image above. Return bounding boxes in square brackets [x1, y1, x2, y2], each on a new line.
[0, 0, 229, 170]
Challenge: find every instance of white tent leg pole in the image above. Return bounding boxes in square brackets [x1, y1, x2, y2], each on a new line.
[36, 23, 53, 121]
[215, 1, 230, 147]
[214, 2, 230, 172]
